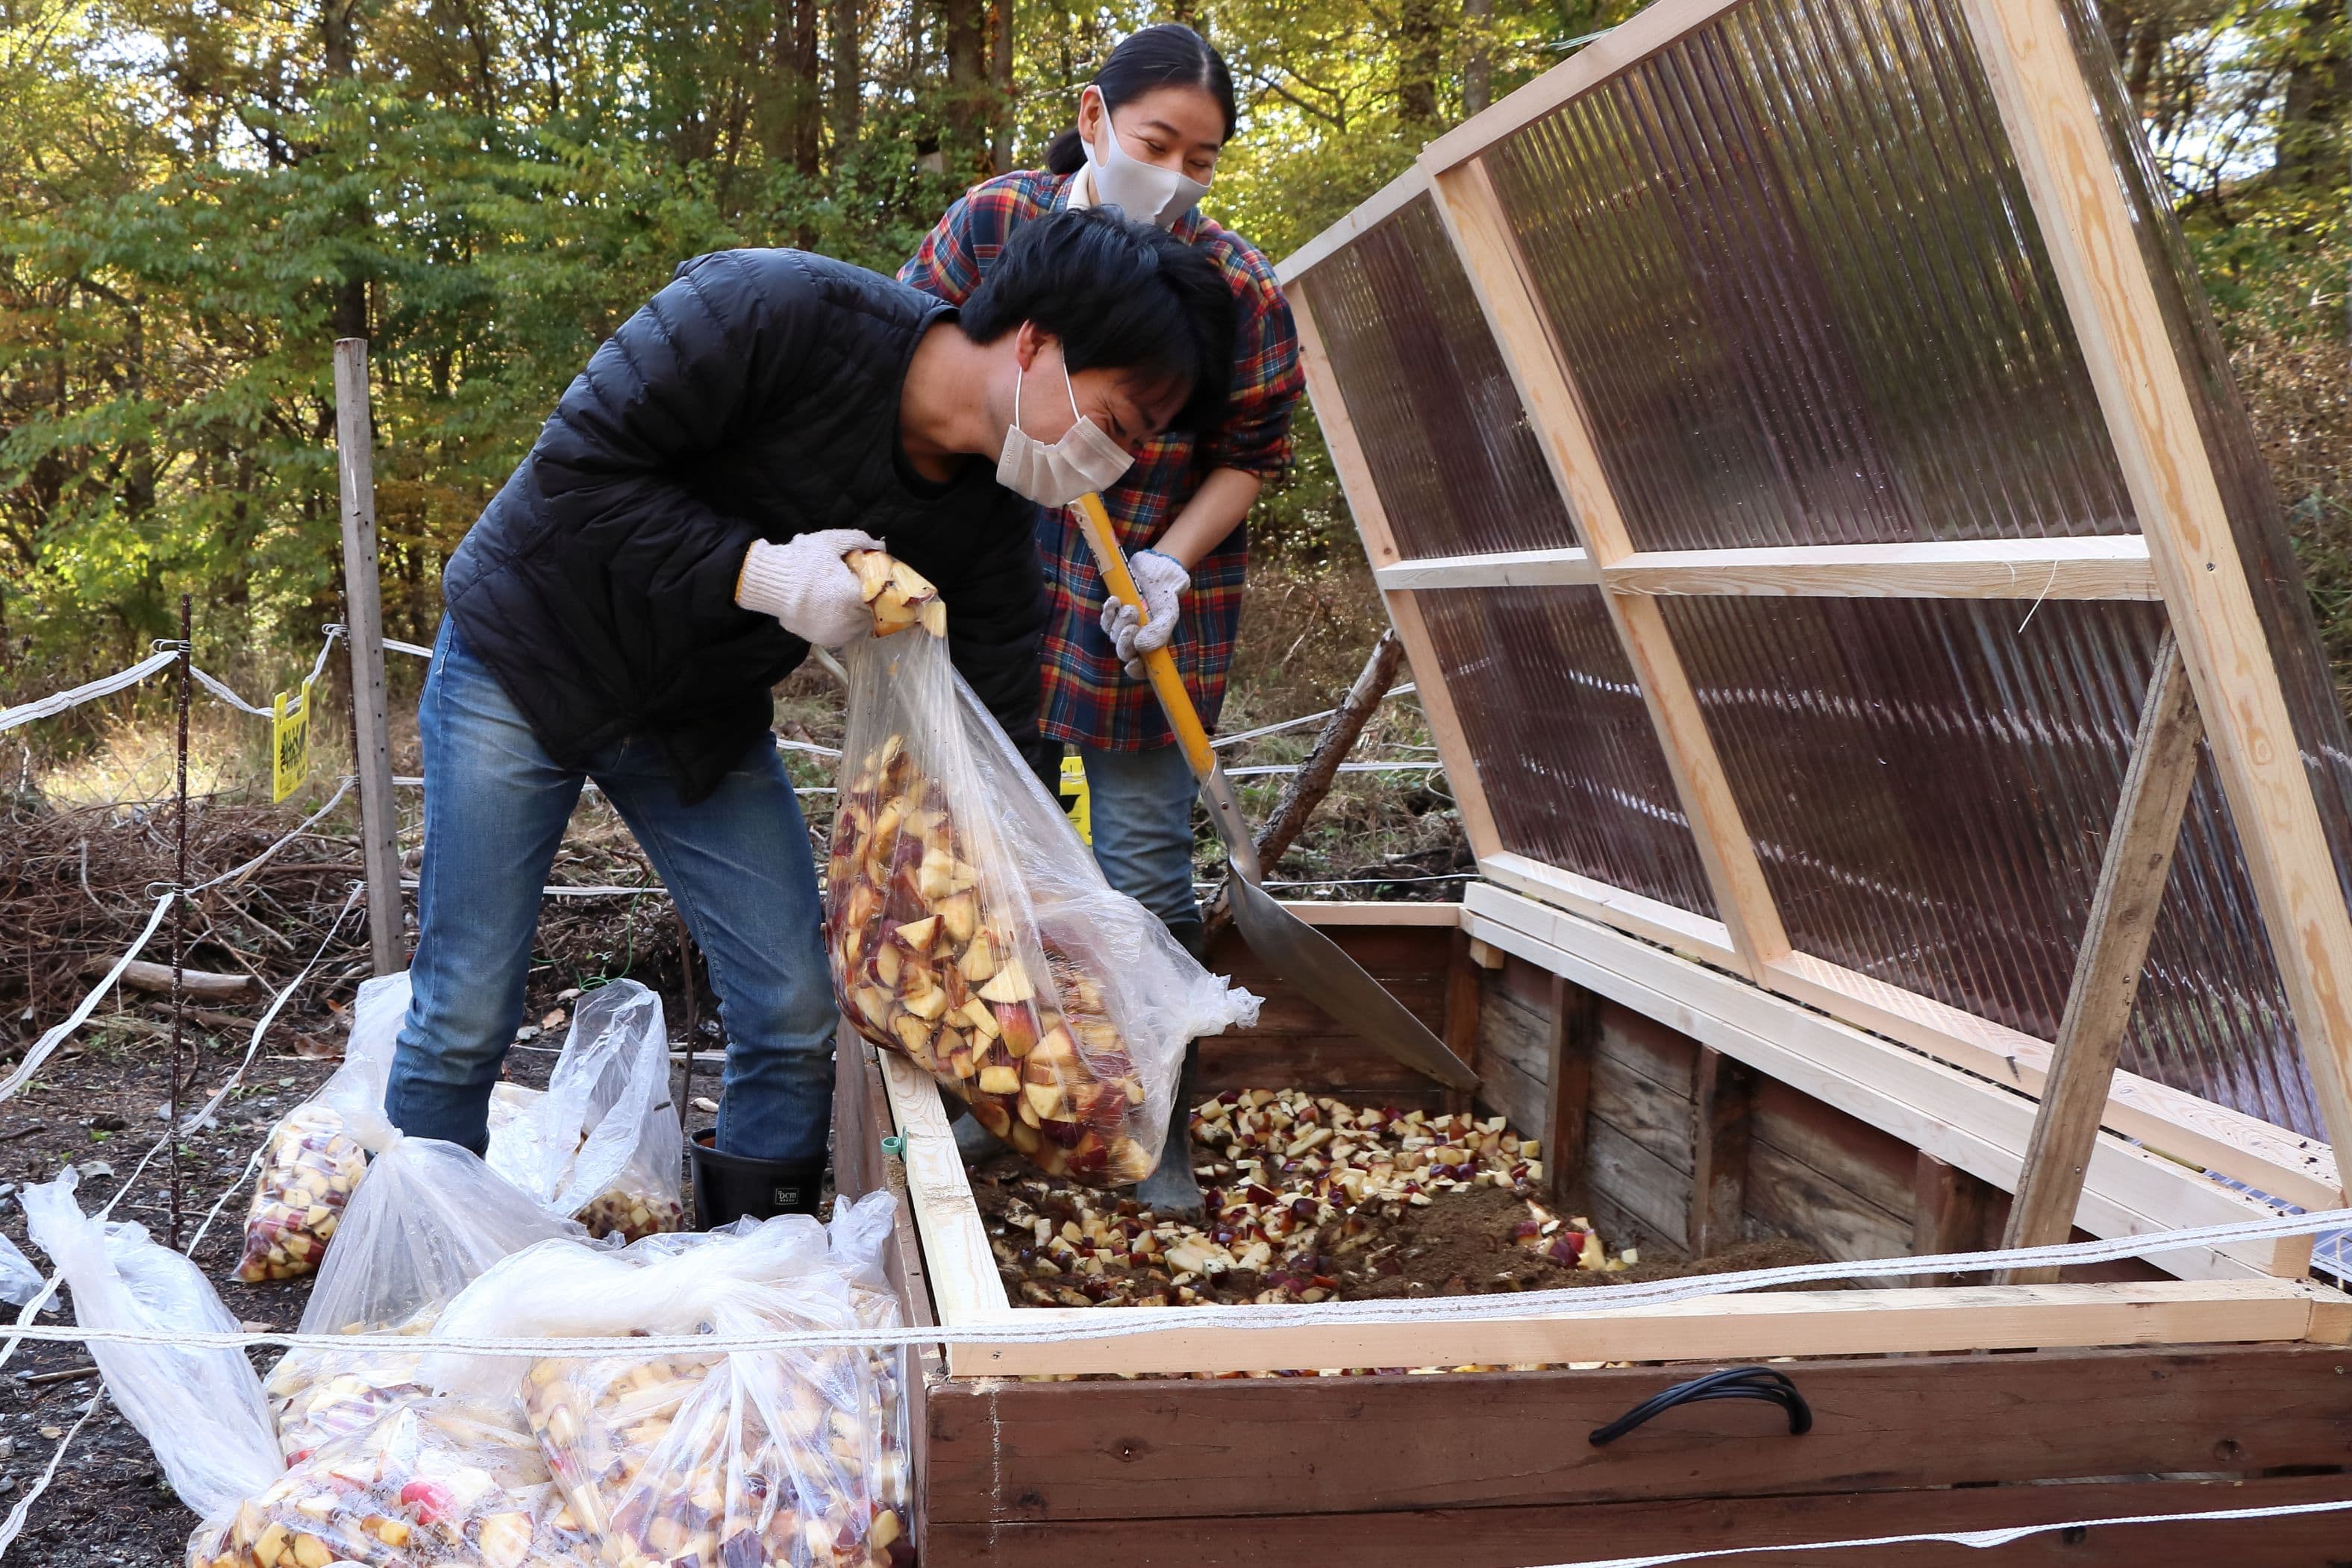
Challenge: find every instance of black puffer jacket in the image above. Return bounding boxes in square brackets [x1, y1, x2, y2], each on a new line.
[444, 249, 1045, 803]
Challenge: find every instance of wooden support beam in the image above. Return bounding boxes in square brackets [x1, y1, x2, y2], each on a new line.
[1444, 929, 1485, 1120]
[1954, 0, 2352, 1177]
[1421, 154, 1791, 980]
[1689, 1047, 1756, 1256]
[1913, 1152, 1998, 1288]
[1372, 546, 1598, 591]
[2002, 639, 2204, 1282]
[331, 339, 403, 976]
[1607, 536, 2160, 600]
[1544, 973, 1596, 1211]
[952, 1277, 2333, 1379]
[873, 1046, 1012, 1370]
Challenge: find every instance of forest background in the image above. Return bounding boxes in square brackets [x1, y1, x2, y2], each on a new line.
[0, 0, 2345, 703]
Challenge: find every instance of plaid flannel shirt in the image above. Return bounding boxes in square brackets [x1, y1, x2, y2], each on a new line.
[900, 169, 1303, 750]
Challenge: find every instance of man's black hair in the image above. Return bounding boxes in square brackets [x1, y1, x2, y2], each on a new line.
[960, 207, 1234, 435]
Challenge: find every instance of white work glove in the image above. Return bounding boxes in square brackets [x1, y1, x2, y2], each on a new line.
[735, 529, 884, 648]
[1100, 548, 1189, 680]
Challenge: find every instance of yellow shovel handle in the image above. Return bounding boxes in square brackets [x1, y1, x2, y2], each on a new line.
[1072, 492, 1216, 781]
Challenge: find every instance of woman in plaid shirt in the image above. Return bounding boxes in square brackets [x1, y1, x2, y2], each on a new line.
[903, 23, 1303, 1210]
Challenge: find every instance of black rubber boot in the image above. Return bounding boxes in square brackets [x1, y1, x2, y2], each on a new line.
[689, 1129, 825, 1229]
[1132, 1038, 1206, 1220]
[1165, 917, 1207, 964]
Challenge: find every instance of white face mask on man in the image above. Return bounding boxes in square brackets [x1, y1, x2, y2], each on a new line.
[996, 350, 1136, 507]
[1083, 106, 1210, 229]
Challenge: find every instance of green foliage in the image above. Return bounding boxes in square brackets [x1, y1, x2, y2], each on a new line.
[0, 0, 2342, 698]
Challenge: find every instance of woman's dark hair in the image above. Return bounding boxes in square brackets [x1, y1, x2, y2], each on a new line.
[962, 207, 1236, 434]
[1042, 24, 1237, 175]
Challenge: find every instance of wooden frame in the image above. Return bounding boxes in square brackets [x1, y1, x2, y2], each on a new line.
[853, 900, 2340, 1383]
[1274, 0, 2352, 1221]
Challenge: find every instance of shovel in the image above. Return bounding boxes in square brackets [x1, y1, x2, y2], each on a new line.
[1072, 493, 1477, 1093]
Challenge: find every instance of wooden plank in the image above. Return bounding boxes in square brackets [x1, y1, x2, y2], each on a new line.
[2004, 638, 2203, 1281]
[1745, 1138, 1913, 1276]
[1605, 536, 2161, 600]
[1480, 852, 1739, 967]
[920, 1473, 2352, 1565]
[1690, 1048, 1757, 1256]
[1589, 1042, 1693, 1173]
[1292, 286, 1506, 862]
[1442, 928, 1483, 1118]
[874, 1048, 1013, 1372]
[1261, 900, 1460, 927]
[1953, 0, 2352, 1174]
[1372, 545, 1598, 591]
[1750, 1076, 1918, 1223]
[1424, 157, 1791, 979]
[1273, 162, 1429, 286]
[331, 338, 403, 974]
[946, 1273, 2326, 1382]
[1914, 1151, 2000, 1288]
[1545, 976, 1596, 1211]
[1463, 884, 2309, 1281]
[1765, 949, 2341, 1211]
[1589, 1117, 1691, 1249]
[924, 1343, 2352, 1521]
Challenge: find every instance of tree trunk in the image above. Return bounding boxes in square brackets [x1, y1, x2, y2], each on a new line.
[795, 0, 822, 174]
[1463, 0, 1494, 116]
[2277, 0, 2349, 188]
[764, 0, 822, 176]
[944, 0, 985, 174]
[988, 0, 1014, 174]
[1397, 0, 1443, 131]
[830, 0, 860, 162]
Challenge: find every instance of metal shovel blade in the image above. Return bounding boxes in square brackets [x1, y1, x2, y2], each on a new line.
[1070, 491, 1477, 1094]
[1223, 868, 1479, 1091]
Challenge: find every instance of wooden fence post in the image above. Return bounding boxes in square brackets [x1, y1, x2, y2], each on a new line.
[334, 338, 403, 976]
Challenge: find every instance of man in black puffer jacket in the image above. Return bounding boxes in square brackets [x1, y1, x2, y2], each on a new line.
[387, 210, 1235, 1221]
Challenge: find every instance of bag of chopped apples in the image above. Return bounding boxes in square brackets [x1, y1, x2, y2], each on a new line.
[266, 1135, 584, 1462]
[827, 550, 1257, 1185]
[487, 980, 686, 1241]
[19, 1167, 284, 1527]
[192, 1397, 599, 1568]
[422, 1211, 912, 1568]
[233, 970, 407, 1282]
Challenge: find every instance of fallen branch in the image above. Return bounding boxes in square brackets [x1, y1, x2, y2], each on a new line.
[80, 959, 253, 1000]
[1203, 630, 1406, 944]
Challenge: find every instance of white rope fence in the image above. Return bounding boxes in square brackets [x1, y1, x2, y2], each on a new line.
[4, 1202, 2346, 1361]
[0, 627, 342, 733]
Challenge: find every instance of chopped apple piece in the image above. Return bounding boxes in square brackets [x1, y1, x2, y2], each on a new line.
[978, 960, 1033, 1003]
[977, 1064, 1021, 1095]
[894, 915, 939, 952]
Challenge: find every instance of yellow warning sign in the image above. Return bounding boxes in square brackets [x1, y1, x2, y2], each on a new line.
[1058, 753, 1091, 844]
[271, 677, 313, 803]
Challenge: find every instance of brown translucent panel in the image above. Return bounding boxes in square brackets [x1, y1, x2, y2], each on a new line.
[1663, 595, 2319, 1134]
[1482, 0, 2135, 551]
[2053, 0, 2352, 977]
[1416, 587, 1718, 918]
[1298, 195, 1580, 559]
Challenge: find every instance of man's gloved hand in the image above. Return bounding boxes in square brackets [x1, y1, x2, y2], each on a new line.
[735, 529, 885, 648]
[1099, 548, 1189, 680]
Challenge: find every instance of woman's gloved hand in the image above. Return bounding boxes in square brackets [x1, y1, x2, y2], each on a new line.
[1100, 548, 1189, 679]
[736, 529, 885, 647]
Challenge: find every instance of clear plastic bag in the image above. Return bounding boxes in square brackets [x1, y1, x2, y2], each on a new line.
[190, 1397, 596, 1568]
[234, 970, 408, 1282]
[825, 1191, 913, 1523]
[424, 1216, 910, 1567]
[826, 561, 1257, 1185]
[267, 1135, 584, 1462]
[19, 1167, 283, 1521]
[487, 981, 686, 1242]
[0, 1229, 46, 1308]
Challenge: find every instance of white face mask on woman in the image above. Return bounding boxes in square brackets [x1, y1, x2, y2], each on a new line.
[1084, 107, 1210, 229]
[996, 351, 1136, 506]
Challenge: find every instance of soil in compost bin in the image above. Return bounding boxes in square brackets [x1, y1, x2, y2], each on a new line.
[970, 1088, 1828, 1318]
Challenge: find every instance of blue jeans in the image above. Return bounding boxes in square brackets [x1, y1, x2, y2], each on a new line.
[1079, 744, 1202, 933]
[387, 621, 836, 1164]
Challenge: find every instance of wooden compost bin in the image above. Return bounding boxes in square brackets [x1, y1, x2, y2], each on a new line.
[824, 0, 2352, 1551]
[831, 902, 2352, 1566]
